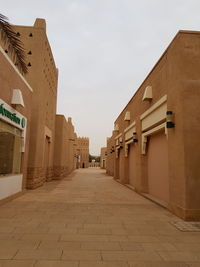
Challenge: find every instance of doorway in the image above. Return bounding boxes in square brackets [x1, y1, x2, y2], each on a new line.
[147, 130, 169, 203]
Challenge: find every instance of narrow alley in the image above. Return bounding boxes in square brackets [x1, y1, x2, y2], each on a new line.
[0, 168, 200, 267]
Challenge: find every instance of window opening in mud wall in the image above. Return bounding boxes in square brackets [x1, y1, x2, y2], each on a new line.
[0, 120, 22, 175]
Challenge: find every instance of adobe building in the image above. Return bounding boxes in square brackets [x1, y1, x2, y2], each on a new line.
[100, 147, 107, 169]
[12, 19, 58, 189]
[77, 137, 89, 168]
[106, 31, 200, 221]
[73, 133, 80, 169]
[54, 115, 78, 179]
[66, 119, 79, 173]
[106, 136, 115, 176]
[0, 46, 32, 201]
[89, 160, 100, 168]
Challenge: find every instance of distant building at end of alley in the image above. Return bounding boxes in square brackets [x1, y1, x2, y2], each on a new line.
[100, 147, 107, 169]
[77, 137, 89, 168]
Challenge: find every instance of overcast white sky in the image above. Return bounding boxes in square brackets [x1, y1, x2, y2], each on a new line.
[1, 0, 200, 155]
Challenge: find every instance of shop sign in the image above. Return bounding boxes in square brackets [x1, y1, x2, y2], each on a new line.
[0, 101, 26, 129]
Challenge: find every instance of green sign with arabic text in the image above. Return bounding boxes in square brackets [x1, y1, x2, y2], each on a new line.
[0, 104, 25, 128]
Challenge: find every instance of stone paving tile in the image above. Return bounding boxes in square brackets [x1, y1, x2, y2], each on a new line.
[66, 223, 83, 228]
[78, 228, 111, 235]
[83, 223, 124, 229]
[102, 251, 162, 261]
[62, 250, 101, 261]
[111, 229, 130, 235]
[158, 251, 200, 261]
[0, 248, 18, 260]
[128, 262, 189, 267]
[80, 241, 121, 250]
[0, 233, 22, 241]
[0, 227, 15, 234]
[35, 260, 79, 267]
[141, 242, 177, 252]
[119, 241, 144, 251]
[173, 243, 200, 252]
[0, 240, 40, 250]
[176, 234, 200, 243]
[79, 261, 129, 267]
[40, 222, 66, 228]
[60, 234, 109, 242]
[48, 228, 77, 234]
[0, 168, 200, 266]
[128, 235, 160, 243]
[38, 241, 81, 250]
[13, 226, 49, 234]
[108, 235, 129, 242]
[124, 229, 141, 235]
[0, 260, 36, 267]
[156, 235, 181, 243]
[14, 249, 62, 260]
[20, 233, 60, 241]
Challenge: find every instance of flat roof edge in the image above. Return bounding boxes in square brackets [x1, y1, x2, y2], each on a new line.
[114, 30, 200, 123]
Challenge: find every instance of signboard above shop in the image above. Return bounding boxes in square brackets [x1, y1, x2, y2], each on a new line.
[0, 99, 26, 130]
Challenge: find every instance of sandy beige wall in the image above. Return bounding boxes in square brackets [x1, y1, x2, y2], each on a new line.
[0, 50, 32, 189]
[107, 31, 200, 220]
[100, 147, 107, 169]
[106, 134, 115, 176]
[54, 115, 77, 179]
[11, 20, 58, 189]
[77, 137, 89, 168]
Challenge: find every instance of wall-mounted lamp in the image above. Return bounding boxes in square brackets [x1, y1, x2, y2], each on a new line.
[124, 111, 130, 121]
[11, 89, 25, 107]
[142, 86, 153, 101]
[133, 132, 138, 143]
[166, 111, 175, 128]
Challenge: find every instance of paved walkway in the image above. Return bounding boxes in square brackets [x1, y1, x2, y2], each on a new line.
[0, 168, 200, 267]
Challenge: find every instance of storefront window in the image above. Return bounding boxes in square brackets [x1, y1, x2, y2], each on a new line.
[0, 120, 22, 176]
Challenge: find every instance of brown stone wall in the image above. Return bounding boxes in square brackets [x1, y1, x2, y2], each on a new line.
[77, 137, 89, 168]
[106, 134, 115, 176]
[11, 19, 58, 189]
[107, 31, 200, 220]
[67, 118, 77, 173]
[0, 48, 32, 189]
[54, 115, 77, 179]
[53, 166, 69, 179]
[26, 167, 45, 189]
[100, 147, 107, 169]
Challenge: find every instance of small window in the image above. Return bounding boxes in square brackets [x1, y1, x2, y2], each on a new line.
[16, 32, 20, 36]
[27, 51, 32, 55]
[27, 62, 31, 67]
[4, 50, 8, 53]
[0, 120, 22, 176]
[29, 33, 33, 37]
